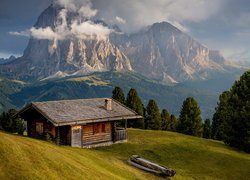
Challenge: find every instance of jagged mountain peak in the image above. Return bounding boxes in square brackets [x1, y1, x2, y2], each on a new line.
[150, 21, 181, 32]
[0, 5, 232, 82]
[110, 21, 226, 82]
[0, 4, 132, 80]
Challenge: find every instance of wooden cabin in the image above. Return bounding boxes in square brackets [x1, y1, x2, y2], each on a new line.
[16, 98, 142, 148]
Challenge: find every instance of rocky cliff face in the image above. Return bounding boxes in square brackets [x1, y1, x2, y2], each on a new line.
[0, 5, 132, 80]
[0, 4, 228, 82]
[111, 22, 225, 82]
[21, 37, 132, 79]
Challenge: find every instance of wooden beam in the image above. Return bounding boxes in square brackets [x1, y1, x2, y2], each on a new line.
[56, 127, 60, 145]
[81, 126, 83, 148]
[56, 115, 143, 126]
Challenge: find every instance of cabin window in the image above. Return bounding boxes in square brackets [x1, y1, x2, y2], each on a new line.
[36, 122, 43, 134]
[101, 123, 105, 133]
[93, 124, 100, 134]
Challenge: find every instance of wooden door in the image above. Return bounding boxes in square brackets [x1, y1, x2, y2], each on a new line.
[71, 126, 82, 147]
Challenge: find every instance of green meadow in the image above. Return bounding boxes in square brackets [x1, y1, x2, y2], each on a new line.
[0, 129, 249, 180]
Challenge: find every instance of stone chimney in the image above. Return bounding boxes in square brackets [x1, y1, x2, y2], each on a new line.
[105, 99, 112, 111]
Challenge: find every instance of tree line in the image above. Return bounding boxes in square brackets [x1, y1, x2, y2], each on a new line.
[211, 70, 250, 153]
[113, 69, 250, 153]
[0, 109, 25, 135]
[112, 87, 209, 137]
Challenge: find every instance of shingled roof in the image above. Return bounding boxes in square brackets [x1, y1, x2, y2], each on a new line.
[17, 98, 142, 126]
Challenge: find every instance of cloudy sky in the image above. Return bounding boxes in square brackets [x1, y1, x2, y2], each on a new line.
[0, 0, 250, 61]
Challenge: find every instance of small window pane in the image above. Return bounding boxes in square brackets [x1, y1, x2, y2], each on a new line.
[36, 122, 43, 134]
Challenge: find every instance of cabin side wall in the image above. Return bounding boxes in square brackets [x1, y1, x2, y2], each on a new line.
[82, 122, 112, 147]
[21, 108, 73, 145]
[27, 117, 56, 141]
[22, 109, 56, 141]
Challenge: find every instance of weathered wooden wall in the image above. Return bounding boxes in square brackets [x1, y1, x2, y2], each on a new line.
[28, 119, 56, 139]
[58, 126, 71, 145]
[82, 122, 112, 146]
[23, 108, 56, 140]
[71, 125, 82, 147]
[21, 107, 128, 148]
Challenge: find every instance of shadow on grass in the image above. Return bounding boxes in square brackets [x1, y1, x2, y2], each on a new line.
[94, 130, 250, 179]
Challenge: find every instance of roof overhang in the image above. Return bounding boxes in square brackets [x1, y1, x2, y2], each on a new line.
[14, 102, 143, 127]
[14, 103, 60, 126]
[55, 115, 143, 126]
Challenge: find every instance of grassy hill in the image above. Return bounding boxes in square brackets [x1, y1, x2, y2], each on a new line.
[0, 129, 249, 180]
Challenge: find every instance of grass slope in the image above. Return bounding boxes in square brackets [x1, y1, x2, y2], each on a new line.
[0, 129, 250, 180]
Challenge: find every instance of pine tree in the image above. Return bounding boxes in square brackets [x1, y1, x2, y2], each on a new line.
[218, 70, 250, 152]
[161, 109, 170, 130]
[12, 117, 25, 135]
[146, 99, 161, 130]
[203, 119, 211, 139]
[112, 86, 125, 104]
[211, 91, 230, 140]
[169, 114, 177, 132]
[126, 88, 144, 128]
[178, 97, 203, 137]
[0, 111, 13, 132]
[0, 109, 25, 134]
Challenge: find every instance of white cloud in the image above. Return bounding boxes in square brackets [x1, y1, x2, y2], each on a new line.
[9, 27, 61, 40]
[115, 16, 126, 24]
[10, 2, 112, 41]
[30, 27, 61, 40]
[9, 30, 30, 37]
[54, 9, 69, 38]
[10, 0, 222, 41]
[92, 0, 223, 33]
[23, 19, 111, 41]
[71, 21, 113, 40]
[55, 0, 85, 12]
[55, 0, 97, 18]
[79, 5, 97, 18]
[165, 0, 222, 22]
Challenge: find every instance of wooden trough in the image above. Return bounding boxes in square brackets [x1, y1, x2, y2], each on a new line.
[128, 155, 176, 177]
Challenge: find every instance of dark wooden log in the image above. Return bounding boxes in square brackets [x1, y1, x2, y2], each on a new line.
[56, 127, 60, 145]
[129, 155, 176, 177]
